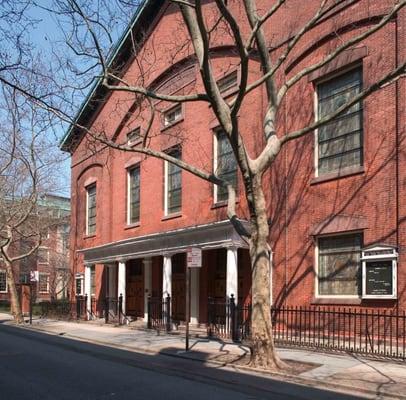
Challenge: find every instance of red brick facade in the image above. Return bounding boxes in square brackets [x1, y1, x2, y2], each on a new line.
[63, 0, 406, 323]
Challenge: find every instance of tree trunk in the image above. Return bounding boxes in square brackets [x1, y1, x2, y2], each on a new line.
[248, 175, 286, 370]
[5, 260, 24, 324]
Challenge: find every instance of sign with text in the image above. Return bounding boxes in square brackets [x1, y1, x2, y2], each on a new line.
[187, 247, 202, 268]
[365, 261, 393, 296]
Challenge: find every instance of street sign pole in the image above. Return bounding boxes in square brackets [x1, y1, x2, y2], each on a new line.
[29, 283, 33, 325]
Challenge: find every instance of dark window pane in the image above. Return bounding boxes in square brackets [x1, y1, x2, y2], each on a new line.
[317, 68, 362, 174]
[318, 234, 362, 296]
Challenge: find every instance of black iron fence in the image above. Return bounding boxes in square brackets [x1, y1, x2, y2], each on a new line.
[103, 295, 125, 324]
[40, 296, 87, 320]
[147, 295, 171, 332]
[207, 298, 406, 360]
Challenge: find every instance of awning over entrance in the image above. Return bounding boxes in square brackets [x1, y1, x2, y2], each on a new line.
[79, 220, 249, 265]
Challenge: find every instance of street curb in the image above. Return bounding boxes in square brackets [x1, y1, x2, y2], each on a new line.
[8, 322, 406, 400]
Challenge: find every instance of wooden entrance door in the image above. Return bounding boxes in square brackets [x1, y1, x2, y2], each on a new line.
[126, 259, 144, 318]
[171, 253, 186, 322]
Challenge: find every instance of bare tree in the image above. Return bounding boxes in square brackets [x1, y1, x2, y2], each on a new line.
[0, 0, 404, 368]
[0, 86, 63, 322]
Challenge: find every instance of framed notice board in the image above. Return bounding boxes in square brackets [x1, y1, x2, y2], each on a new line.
[362, 245, 397, 299]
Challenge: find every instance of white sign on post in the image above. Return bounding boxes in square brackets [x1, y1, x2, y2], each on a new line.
[187, 247, 202, 268]
[30, 271, 39, 282]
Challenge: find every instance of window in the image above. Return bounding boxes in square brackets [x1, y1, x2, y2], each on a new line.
[217, 70, 238, 93]
[164, 147, 182, 215]
[0, 270, 7, 292]
[163, 104, 182, 127]
[317, 233, 362, 297]
[90, 266, 96, 296]
[86, 184, 96, 235]
[316, 68, 363, 175]
[214, 130, 238, 202]
[38, 247, 49, 264]
[38, 273, 49, 293]
[127, 166, 140, 224]
[75, 274, 84, 296]
[127, 127, 141, 146]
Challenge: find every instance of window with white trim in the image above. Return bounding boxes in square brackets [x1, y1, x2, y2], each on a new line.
[0, 270, 7, 292]
[38, 247, 49, 264]
[316, 67, 363, 176]
[75, 274, 84, 296]
[214, 130, 237, 202]
[86, 184, 96, 235]
[38, 273, 49, 293]
[164, 147, 182, 215]
[317, 233, 362, 297]
[163, 104, 182, 127]
[127, 127, 141, 146]
[127, 166, 140, 224]
[217, 70, 238, 93]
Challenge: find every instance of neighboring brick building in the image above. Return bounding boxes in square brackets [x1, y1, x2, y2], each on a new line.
[60, 0, 405, 326]
[0, 195, 71, 305]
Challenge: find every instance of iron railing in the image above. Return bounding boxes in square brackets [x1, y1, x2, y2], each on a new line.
[147, 295, 171, 332]
[207, 299, 406, 360]
[40, 296, 87, 320]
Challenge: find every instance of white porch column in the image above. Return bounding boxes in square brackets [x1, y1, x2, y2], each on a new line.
[84, 265, 92, 315]
[143, 258, 152, 322]
[162, 255, 172, 298]
[226, 247, 238, 303]
[118, 261, 126, 314]
[190, 267, 200, 325]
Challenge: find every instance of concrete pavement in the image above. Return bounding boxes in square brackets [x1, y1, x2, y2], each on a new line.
[1, 313, 406, 399]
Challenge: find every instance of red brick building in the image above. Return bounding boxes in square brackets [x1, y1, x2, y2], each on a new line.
[60, 0, 405, 326]
[0, 195, 71, 306]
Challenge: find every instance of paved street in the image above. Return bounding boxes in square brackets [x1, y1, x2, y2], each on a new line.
[0, 323, 362, 400]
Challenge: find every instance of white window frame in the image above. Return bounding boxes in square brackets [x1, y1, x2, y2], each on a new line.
[37, 247, 49, 264]
[127, 127, 141, 146]
[0, 269, 7, 293]
[163, 104, 182, 128]
[163, 148, 182, 216]
[38, 273, 50, 294]
[86, 184, 96, 236]
[75, 273, 84, 296]
[213, 130, 237, 203]
[314, 65, 363, 178]
[127, 165, 140, 225]
[314, 231, 362, 299]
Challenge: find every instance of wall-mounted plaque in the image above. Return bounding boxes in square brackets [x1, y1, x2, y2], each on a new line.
[362, 245, 397, 299]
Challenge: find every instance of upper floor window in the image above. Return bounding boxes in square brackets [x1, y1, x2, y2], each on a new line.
[316, 67, 363, 176]
[214, 130, 238, 203]
[38, 273, 49, 293]
[317, 233, 362, 297]
[127, 166, 140, 224]
[163, 104, 182, 128]
[0, 270, 7, 293]
[86, 184, 96, 236]
[127, 127, 141, 146]
[164, 147, 182, 215]
[38, 247, 49, 264]
[217, 70, 238, 93]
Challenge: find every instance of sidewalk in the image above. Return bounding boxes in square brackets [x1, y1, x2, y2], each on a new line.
[2, 313, 406, 399]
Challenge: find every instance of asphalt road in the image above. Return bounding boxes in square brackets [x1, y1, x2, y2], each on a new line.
[0, 324, 364, 400]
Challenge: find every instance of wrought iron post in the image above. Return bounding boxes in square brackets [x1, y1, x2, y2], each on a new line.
[230, 294, 237, 341]
[166, 295, 171, 332]
[104, 297, 109, 324]
[84, 294, 88, 320]
[118, 293, 123, 325]
[76, 295, 81, 320]
[147, 295, 152, 329]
